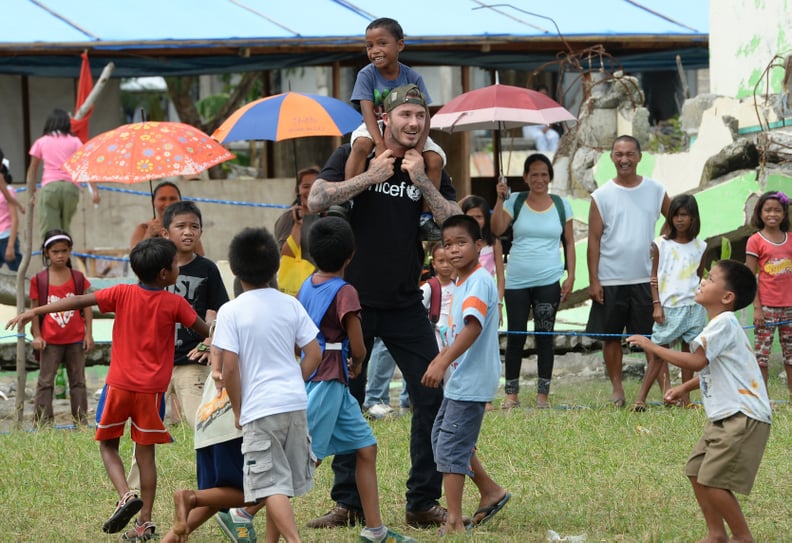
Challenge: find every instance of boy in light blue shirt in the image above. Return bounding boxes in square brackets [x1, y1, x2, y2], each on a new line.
[422, 214, 510, 536]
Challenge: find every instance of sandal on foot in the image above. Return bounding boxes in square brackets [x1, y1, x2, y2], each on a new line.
[472, 492, 511, 527]
[630, 401, 647, 412]
[500, 399, 521, 410]
[103, 491, 144, 534]
[611, 398, 626, 408]
[120, 519, 157, 541]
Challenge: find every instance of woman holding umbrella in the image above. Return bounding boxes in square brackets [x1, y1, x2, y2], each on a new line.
[491, 153, 575, 409]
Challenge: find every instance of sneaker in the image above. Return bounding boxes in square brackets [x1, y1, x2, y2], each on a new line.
[365, 403, 395, 420]
[360, 526, 418, 542]
[418, 213, 441, 241]
[103, 491, 143, 534]
[215, 508, 257, 543]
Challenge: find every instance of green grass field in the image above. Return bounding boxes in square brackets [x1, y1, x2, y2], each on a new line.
[1, 375, 791, 542]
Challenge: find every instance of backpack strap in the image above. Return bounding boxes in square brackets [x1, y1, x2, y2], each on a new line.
[35, 269, 48, 325]
[297, 276, 350, 382]
[427, 277, 441, 324]
[550, 194, 569, 271]
[512, 191, 529, 223]
[71, 269, 86, 295]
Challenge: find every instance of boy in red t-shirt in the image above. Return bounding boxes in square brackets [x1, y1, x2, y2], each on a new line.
[8, 238, 210, 540]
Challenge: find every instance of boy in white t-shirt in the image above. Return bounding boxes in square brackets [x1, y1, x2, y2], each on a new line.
[213, 227, 322, 543]
[629, 260, 771, 543]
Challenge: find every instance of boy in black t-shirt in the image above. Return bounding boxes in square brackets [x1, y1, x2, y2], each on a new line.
[163, 200, 230, 427]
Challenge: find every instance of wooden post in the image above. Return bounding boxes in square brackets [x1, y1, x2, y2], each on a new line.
[14, 160, 36, 429]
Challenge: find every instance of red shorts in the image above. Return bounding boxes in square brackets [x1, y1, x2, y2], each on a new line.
[94, 385, 172, 445]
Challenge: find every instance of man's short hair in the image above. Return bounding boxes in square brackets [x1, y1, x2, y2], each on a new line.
[130, 238, 177, 283]
[309, 217, 355, 273]
[716, 259, 757, 312]
[441, 214, 482, 241]
[163, 200, 203, 229]
[611, 134, 642, 154]
[384, 84, 427, 114]
[229, 227, 280, 287]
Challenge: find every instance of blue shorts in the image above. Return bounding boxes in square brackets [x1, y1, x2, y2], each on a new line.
[306, 380, 376, 460]
[197, 437, 244, 490]
[431, 398, 486, 477]
[651, 304, 707, 345]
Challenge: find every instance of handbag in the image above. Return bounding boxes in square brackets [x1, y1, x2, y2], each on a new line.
[277, 235, 315, 297]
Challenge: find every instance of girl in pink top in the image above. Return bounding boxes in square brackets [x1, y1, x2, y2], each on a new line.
[745, 190, 792, 395]
[26, 109, 87, 241]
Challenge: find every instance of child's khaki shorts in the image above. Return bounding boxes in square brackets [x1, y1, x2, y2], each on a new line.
[685, 412, 770, 495]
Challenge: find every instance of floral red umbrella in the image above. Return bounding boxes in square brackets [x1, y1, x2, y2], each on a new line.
[64, 121, 234, 216]
[65, 121, 234, 183]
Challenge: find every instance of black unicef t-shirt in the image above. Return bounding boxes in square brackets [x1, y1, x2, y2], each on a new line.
[320, 144, 456, 309]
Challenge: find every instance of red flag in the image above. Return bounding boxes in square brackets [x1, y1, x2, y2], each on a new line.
[70, 51, 94, 143]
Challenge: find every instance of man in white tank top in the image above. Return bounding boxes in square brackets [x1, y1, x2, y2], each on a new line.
[585, 135, 670, 406]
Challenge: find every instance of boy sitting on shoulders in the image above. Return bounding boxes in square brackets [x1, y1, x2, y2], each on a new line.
[629, 259, 771, 543]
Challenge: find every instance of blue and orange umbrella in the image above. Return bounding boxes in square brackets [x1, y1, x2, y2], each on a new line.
[212, 91, 362, 143]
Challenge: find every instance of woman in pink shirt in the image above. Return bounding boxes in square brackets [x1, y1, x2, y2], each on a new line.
[26, 109, 85, 241]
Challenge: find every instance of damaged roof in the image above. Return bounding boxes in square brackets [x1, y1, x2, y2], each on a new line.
[1, 0, 709, 77]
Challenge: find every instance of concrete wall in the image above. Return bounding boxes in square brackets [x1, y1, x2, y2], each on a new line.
[15, 177, 296, 265]
[710, 0, 792, 98]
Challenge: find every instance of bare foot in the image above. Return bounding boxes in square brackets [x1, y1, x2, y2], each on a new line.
[439, 521, 468, 536]
[172, 489, 196, 540]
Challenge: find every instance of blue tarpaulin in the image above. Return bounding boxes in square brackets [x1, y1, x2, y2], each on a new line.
[0, 0, 709, 76]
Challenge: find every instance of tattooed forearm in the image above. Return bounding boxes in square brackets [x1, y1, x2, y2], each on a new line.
[412, 170, 461, 224]
[307, 173, 377, 213]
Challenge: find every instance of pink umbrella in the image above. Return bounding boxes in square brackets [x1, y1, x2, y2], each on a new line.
[431, 83, 576, 176]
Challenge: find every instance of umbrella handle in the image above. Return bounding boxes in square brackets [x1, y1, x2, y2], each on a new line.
[149, 179, 156, 218]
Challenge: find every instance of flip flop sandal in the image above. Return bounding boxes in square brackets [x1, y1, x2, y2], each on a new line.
[472, 492, 511, 527]
[102, 491, 143, 534]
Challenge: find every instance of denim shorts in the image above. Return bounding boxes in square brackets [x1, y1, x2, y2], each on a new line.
[651, 304, 706, 345]
[431, 398, 486, 477]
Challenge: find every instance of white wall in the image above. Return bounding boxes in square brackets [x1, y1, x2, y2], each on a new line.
[709, 0, 792, 98]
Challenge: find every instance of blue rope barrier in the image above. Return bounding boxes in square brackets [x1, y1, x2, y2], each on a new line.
[497, 319, 792, 337]
[15, 183, 290, 210]
[71, 251, 129, 262]
[94, 184, 289, 209]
